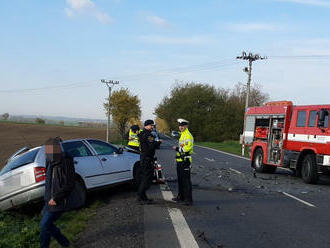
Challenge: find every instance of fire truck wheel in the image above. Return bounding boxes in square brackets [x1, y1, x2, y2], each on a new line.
[301, 154, 318, 184]
[253, 148, 267, 173]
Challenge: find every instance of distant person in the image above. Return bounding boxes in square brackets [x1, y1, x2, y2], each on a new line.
[137, 120, 158, 204]
[40, 137, 76, 248]
[172, 119, 194, 206]
[128, 125, 141, 152]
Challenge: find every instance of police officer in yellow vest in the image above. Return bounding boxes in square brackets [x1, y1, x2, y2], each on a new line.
[128, 125, 140, 152]
[172, 118, 194, 206]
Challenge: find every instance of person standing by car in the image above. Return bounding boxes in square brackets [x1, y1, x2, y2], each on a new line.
[172, 119, 194, 206]
[137, 120, 157, 204]
[40, 137, 76, 248]
[128, 125, 141, 152]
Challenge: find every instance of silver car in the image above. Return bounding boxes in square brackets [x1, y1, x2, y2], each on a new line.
[0, 139, 140, 211]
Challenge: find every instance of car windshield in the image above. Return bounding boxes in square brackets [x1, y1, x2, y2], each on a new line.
[0, 148, 40, 176]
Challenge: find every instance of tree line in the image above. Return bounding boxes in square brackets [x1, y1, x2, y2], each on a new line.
[104, 83, 268, 142]
[155, 82, 269, 142]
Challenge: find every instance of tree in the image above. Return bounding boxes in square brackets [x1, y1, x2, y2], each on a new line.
[155, 82, 269, 142]
[35, 118, 45, 124]
[104, 88, 141, 140]
[155, 117, 169, 133]
[1, 113, 9, 120]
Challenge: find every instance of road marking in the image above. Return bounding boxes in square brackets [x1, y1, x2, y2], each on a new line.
[282, 192, 316, 207]
[204, 157, 215, 162]
[277, 167, 292, 172]
[229, 168, 242, 174]
[195, 145, 249, 161]
[196, 145, 294, 173]
[160, 186, 199, 248]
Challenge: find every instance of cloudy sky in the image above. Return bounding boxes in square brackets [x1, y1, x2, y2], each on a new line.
[1, 0, 330, 120]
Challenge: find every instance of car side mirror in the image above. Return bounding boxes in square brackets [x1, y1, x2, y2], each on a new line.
[117, 147, 124, 154]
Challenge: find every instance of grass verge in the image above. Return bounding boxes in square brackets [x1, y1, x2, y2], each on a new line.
[0, 201, 101, 248]
[196, 140, 247, 157]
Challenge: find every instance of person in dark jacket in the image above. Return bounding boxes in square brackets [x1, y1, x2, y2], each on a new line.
[40, 137, 75, 248]
[137, 119, 157, 204]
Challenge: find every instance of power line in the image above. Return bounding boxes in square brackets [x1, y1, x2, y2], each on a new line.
[2, 54, 330, 94]
[0, 58, 236, 93]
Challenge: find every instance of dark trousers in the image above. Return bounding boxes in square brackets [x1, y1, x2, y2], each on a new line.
[137, 158, 154, 199]
[128, 145, 140, 152]
[176, 161, 193, 202]
[40, 206, 70, 248]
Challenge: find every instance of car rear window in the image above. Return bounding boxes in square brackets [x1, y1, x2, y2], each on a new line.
[0, 148, 40, 176]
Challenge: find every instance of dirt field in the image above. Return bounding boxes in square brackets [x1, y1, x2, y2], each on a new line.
[0, 122, 121, 169]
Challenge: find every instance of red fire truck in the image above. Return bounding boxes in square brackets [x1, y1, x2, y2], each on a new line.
[242, 101, 330, 184]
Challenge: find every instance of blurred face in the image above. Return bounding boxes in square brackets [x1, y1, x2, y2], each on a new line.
[145, 124, 154, 131]
[45, 144, 62, 162]
[45, 144, 62, 155]
[179, 125, 187, 132]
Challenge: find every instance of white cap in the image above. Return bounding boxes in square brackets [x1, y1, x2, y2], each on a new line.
[177, 118, 189, 125]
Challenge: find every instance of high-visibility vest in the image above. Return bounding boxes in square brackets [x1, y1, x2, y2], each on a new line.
[176, 128, 194, 162]
[128, 129, 139, 147]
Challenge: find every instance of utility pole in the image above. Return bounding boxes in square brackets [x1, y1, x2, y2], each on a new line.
[236, 51, 267, 110]
[236, 51, 267, 155]
[101, 79, 119, 143]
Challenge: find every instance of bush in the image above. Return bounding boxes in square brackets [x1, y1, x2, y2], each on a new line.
[35, 118, 45, 125]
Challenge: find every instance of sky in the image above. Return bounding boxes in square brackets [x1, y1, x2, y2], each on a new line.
[1, 0, 330, 121]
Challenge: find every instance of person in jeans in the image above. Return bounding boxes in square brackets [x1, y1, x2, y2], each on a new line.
[40, 137, 75, 248]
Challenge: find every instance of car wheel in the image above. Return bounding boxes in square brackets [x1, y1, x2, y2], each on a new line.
[301, 154, 318, 184]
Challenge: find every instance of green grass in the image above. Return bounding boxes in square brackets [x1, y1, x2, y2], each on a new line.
[196, 140, 247, 157]
[0, 201, 102, 248]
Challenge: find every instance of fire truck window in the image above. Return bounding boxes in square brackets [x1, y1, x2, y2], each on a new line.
[308, 111, 317, 127]
[325, 114, 329, 128]
[297, 111, 306, 127]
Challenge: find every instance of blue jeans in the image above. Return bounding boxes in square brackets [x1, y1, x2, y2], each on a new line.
[40, 206, 70, 248]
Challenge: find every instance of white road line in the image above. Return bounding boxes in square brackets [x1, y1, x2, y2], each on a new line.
[282, 192, 316, 208]
[160, 186, 199, 248]
[195, 145, 249, 161]
[229, 168, 242, 174]
[204, 157, 215, 162]
[196, 145, 293, 173]
[277, 167, 292, 172]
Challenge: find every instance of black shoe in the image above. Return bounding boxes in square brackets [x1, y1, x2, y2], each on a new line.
[172, 196, 183, 202]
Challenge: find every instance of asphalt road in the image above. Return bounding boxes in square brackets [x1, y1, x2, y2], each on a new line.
[77, 135, 330, 248]
[144, 135, 330, 248]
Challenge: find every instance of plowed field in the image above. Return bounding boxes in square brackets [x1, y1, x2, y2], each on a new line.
[0, 122, 119, 169]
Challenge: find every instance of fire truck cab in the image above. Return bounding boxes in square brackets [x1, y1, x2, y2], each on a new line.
[242, 101, 330, 184]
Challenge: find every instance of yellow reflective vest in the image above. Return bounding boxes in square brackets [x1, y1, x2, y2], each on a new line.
[128, 129, 139, 147]
[176, 128, 194, 162]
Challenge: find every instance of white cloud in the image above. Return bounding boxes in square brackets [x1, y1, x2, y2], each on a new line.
[138, 35, 213, 45]
[65, 0, 112, 24]
[227, 23, 280, 32]
[276, 38, 330, 55]
[146, 15, 171, 29]
[276, 0, 330, 7]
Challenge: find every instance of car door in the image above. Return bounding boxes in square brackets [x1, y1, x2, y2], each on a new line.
[61, 140, 106, 188]
[86, 139, 131, 183]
